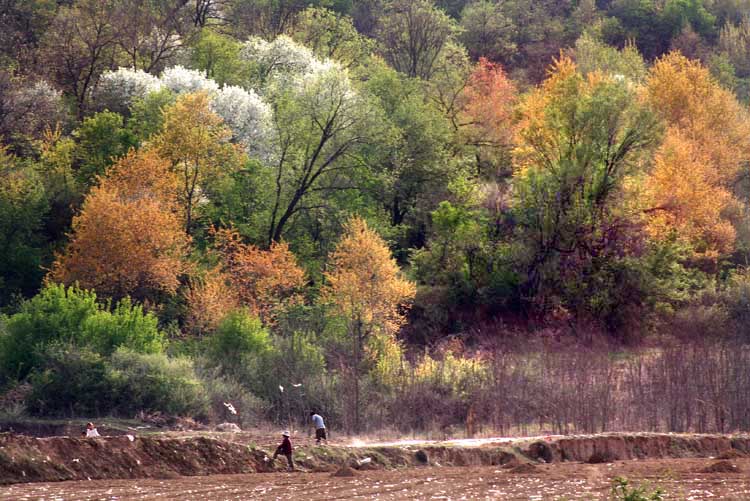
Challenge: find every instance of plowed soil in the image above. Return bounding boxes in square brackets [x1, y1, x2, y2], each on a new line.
[2, 458, 750, 500]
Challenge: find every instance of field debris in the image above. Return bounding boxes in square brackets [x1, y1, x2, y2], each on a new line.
[700, 460, 742, 473]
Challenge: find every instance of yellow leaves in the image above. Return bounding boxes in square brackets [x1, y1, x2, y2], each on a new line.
[212, 227, 306, 325]
[323, 216, 416, 337]
[152, 92, 243, 232]
[642, 52, 750, 260]
[644, 129, 736, 259]
[49, 149, 190, 302]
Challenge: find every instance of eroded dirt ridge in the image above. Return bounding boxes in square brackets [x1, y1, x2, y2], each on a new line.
[1, 432, 749, 485]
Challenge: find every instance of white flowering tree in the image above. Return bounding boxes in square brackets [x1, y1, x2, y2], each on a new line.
[95, 66, 274, 160]
[95, 67, 163, 114]
[210, 85, 274, 161]
[160, 65, 220, 95]
[240, 35, 327, 88]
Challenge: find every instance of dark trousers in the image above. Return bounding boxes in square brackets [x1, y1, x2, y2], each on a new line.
[273, 450, 294, 469]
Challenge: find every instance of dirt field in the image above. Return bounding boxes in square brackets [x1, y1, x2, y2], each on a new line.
[2, 458, 750, 500]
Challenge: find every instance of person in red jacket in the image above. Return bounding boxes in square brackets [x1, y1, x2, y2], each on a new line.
[272, 431, 294, 470]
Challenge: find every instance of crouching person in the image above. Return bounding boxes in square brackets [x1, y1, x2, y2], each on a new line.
[272, 431, 294, 471]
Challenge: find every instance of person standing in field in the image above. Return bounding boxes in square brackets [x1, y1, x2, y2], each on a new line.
[272, 430, 294, 470]
[310, 411, 327, 445]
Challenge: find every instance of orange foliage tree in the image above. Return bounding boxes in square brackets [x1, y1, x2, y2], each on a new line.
[459, 57, 516, 164]
[323, 216, 416, 432]
[643, 52, 750, 262]
[212, 227, 306, 324]
[50, 149, 190, 303]
[184, 267, 239, 335]
[153, 92, 242, 235]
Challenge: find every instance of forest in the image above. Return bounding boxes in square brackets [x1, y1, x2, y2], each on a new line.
[2, 0, 750, 435]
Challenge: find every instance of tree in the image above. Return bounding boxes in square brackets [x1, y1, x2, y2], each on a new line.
[187, 27, 247, 86]
[0, 72, 65, 154]
[49, 149, 190, 303]
[261, 59, 383, 243]
[184, 267, 238, 335]
[376, 0, 456, 80]
[41, 0, 119, 119]
[0, 148, 49, 307]
[323, 216, 416, 432]
[290, 7, 374, 69]
[643, 52, 750, 263]
[644, 128, 736, 262]
[362, 59, 454, 241]
[512, 56, 661, 322]
[72, 111, 137, 189]
[573, 33, 647, 82]
[458, 57, 516, 176]
[458, 0, 517, 63]
[212, 227, 306, 324]
[153, 91, 242, 235]
[112, 0, 194, 73]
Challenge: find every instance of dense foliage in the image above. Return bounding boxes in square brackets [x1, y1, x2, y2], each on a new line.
[3, 0, 750, 432]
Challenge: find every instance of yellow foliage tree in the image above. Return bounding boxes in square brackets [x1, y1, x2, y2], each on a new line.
[644, 129, 737, 260]
[323, 216, 416, 432]
[152, 92, 242, 234]
[644, 52, 750, 261]
[50, 149, 190, 302]
[212, 227, 306, 325]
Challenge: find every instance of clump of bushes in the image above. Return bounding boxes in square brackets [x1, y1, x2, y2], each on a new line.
[0, 284, 164, 384]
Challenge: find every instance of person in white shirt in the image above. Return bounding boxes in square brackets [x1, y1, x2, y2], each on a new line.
[85, 422, 100, 437]
[310, 412, 327, 445]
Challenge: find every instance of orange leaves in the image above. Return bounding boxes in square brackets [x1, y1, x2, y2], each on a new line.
[49, 149, 190, 302]
[212, 227, 306, 324]
[643, 52, 750, 260]
[459, 57, 516, 150]
[184, 268, 239, 335]
[323, 217, 416, 337]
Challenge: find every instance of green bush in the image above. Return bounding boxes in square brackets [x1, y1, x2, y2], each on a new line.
[26, 346, 208, 419]
[27, 344, 113, 417]
[81, 298, 164, 356]
[610, 477, 664, 501]
[109, 349, 209, 418]
[207, 310, 274, 377]
[0, 284, 165, 383]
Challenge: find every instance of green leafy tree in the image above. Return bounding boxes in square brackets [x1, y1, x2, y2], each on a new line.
[73, 111, 137, 188]
[0, 149, 49, 308]
[512, 56, 661, 327]
[187, 28, 247, 86]
[376, 0, 457, 80]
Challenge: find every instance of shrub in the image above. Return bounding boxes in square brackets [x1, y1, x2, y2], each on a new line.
[610, 477, 664, 501]
[27, 344, 113, 417]
[0, 284, 165, 383]
[109, 349, 209, 418]
[207, 309, 274, 377]
[196, 363, 270, 427]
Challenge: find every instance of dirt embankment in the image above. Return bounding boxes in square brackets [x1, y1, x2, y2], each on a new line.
[1, 432, 749, 485]
[524, 432, 750, 464]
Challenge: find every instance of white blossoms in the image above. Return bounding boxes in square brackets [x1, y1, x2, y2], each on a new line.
[240, 35, 342, 90]
[160, 65, 219, 95]
[96, 67, 163, 114]
[95, 66, 271, 159]
[210, 85, 274, 162]
[94, 36, 353, 163]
